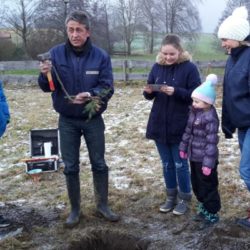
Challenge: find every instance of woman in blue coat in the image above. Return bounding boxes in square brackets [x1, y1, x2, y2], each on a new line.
[217, 6, 250, 230]
[143, 34, 201, 215]
[0, 79, 10, 228]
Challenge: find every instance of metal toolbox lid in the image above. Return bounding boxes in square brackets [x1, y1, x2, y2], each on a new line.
[29, 129, 60, 157]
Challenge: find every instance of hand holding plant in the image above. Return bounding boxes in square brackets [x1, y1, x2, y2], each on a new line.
[82, 88, 112, 120]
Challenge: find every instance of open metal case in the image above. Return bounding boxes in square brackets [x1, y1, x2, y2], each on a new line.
[25, 129, 61, 172]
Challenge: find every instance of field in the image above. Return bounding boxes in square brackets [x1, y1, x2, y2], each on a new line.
[113, 33, 228, 62]
[0, 82, 249, 249]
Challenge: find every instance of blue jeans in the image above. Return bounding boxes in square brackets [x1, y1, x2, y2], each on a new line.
[238, 127, 250, 191]
[155, 142, 191, 193]
[59, 115, 108, 175]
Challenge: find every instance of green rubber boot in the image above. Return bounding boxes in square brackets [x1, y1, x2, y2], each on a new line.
[65, 174, 81, 228]
[93, 172, 120, 222]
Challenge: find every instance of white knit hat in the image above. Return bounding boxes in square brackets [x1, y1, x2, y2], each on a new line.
[218, 6, 250, 41]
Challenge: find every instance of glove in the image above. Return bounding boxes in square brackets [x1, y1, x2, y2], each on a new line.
[224, 132, 233, 139]
[222, 125, 233, 139]
[179, 151, 188, 159]
[202, 166, 211, 176]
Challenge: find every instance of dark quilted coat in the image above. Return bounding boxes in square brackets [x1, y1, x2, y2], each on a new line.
[179, 106, 219, 169]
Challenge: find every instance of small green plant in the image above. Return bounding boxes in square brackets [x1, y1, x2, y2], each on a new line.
[83, 88, 112, 120]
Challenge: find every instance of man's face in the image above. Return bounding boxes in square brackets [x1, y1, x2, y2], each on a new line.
[66, 20, 90, 48]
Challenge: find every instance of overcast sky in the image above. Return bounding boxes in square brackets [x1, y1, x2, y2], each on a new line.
[198, 0, 227, 33]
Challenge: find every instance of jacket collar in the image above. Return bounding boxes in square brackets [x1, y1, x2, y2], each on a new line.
[231, 35, 250, 60]
[66, 37, 92, 56]
[156, 50, 192, 65]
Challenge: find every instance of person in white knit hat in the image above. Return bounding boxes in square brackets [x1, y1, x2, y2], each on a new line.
[179, 74, 221, 230]
[218, 6, 250, 231]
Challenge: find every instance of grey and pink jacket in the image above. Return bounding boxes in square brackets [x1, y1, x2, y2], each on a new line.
[179, 106, 219, 169]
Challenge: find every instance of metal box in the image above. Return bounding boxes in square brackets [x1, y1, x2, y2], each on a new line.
[25, 129, 60, 173]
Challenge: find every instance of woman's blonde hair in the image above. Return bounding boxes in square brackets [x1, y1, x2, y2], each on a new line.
[161, 34, 184, 52]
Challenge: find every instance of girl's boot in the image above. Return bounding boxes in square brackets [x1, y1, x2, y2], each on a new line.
[159, 188, 177, 213]
[173, 192, 192, 215]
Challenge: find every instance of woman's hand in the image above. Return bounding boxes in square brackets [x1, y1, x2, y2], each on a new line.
[144, 85, 153, 94]
[161, 85, 175, 96]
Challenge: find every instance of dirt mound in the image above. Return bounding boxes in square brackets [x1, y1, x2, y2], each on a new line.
[0, 203, 60, 239]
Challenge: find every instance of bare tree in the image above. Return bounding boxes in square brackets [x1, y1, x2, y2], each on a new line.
[33, 0, 114, 53]
[3, 0, 38, 56]
[217, 0, 250, 26]
[114, 0, 141, 55]
[33, 0, 69, 35]
[138, 0, 159, 54]
[86, 0, 114, 53]
[0, 0, 8, 26]
[26, 29, 65, 59]
[157, 0, 202, 40]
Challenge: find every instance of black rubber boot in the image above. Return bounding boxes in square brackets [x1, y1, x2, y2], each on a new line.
[65, 174, 81, 228]
[93, 172, 120, 222]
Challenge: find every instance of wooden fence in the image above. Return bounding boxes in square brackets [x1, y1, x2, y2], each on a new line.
[0, 59, 226, 84]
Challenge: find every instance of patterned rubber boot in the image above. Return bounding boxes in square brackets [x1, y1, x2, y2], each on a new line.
[199, 209, 219, 230]
[193, 202, 206, 222]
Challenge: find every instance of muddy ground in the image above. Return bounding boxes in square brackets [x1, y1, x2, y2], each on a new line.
[0, 82, 250, 249]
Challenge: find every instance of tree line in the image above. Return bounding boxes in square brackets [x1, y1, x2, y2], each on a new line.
[0, 0, 250, 60]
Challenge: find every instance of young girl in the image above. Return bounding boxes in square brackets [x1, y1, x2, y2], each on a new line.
[179, 74, 221, 229]
[143, 34, 200, 215]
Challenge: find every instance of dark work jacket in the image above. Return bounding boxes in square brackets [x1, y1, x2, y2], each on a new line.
[179, 106, 219, 169]
[38, 38, 114, 119]
[222, 42, 250, 136]
[143, 52, 201, 144]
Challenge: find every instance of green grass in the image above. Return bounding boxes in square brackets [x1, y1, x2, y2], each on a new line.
[190, 33, 227, 61]
[2, 69, 39, 75]
[112, 54, 156, 60]
[113, 33, 227, 62]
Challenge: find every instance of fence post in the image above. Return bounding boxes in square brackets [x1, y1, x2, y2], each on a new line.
[123, 60, 129, 83]
[128, 60, 133, 73]
[0, 64, 4, 76]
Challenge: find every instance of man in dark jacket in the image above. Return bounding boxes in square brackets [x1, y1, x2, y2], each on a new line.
[38, 10, 120, 228]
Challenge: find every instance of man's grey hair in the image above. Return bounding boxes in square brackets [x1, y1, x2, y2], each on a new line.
[65, 10, 90, 30]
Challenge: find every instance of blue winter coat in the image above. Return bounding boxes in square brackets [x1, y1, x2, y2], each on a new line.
[222, 42, 250, 137]
[38, 38, 114, 119]
[143, 52, 201, 144]
[179, 106, 219, 169]
[0, 80, 10, 137]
